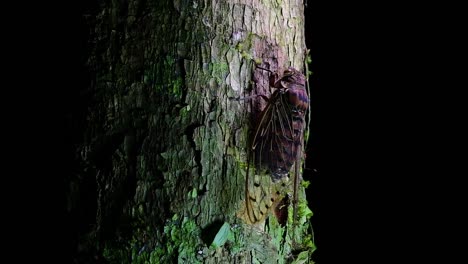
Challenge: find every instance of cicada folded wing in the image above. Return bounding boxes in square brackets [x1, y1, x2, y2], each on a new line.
[252, 89, 296, 181]
[244, 67, 309, 226]
[254, 67, 308, 181]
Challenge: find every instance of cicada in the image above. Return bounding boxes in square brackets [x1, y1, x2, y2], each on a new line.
[244, 66, 309, 228]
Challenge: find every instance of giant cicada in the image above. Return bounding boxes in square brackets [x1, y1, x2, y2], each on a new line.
[244, 66, 309, 229]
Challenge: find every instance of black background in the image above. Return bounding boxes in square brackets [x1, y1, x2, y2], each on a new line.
[303, 2, 462, 263]
[303, 3, 416, 262]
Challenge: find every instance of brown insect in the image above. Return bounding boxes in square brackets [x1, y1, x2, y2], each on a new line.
[245, 66, 308, 228]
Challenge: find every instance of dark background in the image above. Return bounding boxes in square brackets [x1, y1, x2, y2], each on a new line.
[303, 3, 409, 262]
[303, 2, 462, 263]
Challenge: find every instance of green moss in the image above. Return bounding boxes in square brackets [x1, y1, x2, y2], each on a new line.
[237, 161, 248, 170]
[179, 105, 191, 118]
[297, 201, 313, 223]
[301, 180, 310, 188]
[171, 77, 184, 98]
[291, 251, 312, 264]
[266, 215, 287, 252]
[306, 54, 312, 65]
[102, 213, 203, 263]
[254, 58, 263, 65]
[282, 190, 316, 260]
[103, 244, 131, 264]
[241, 50, 253, 60]
[209, 62, 229, 84]
[227, 224, 244, 254]
[165, 215, 202, 263]
[233, 32, 259, 63]
[304, 130, 310, 143]
[164, 55, 175, 68]
[302, 234, 317, 253]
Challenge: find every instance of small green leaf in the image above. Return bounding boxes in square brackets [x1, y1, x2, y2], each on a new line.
[211, 222, 231, 248]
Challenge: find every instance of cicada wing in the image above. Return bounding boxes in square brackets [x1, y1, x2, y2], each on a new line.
[245, 90, 297, 224]
[244, 165, 292, 225]
[245, 92, 277, 224]
[259, 92, 296, 181]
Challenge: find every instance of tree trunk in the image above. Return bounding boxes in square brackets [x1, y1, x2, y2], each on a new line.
[70, 0, 314, 263]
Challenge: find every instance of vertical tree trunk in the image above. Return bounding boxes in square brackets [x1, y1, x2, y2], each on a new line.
[70, 0, 313, 263]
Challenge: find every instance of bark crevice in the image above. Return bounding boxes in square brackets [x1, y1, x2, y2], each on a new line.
[184, 122, 204, 180]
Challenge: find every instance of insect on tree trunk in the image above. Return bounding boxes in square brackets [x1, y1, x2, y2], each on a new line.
[243, 66, 308, 227]
[70, 0, 315, 263]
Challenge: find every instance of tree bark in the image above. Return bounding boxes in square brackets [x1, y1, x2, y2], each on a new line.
[70, 0, 314, 263]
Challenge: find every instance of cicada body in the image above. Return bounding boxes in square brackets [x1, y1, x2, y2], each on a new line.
[244, 67, 309, 226]
[254, 67, 308, 181]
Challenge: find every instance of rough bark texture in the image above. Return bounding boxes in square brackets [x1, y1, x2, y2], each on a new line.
[70, 0, 314, 263]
